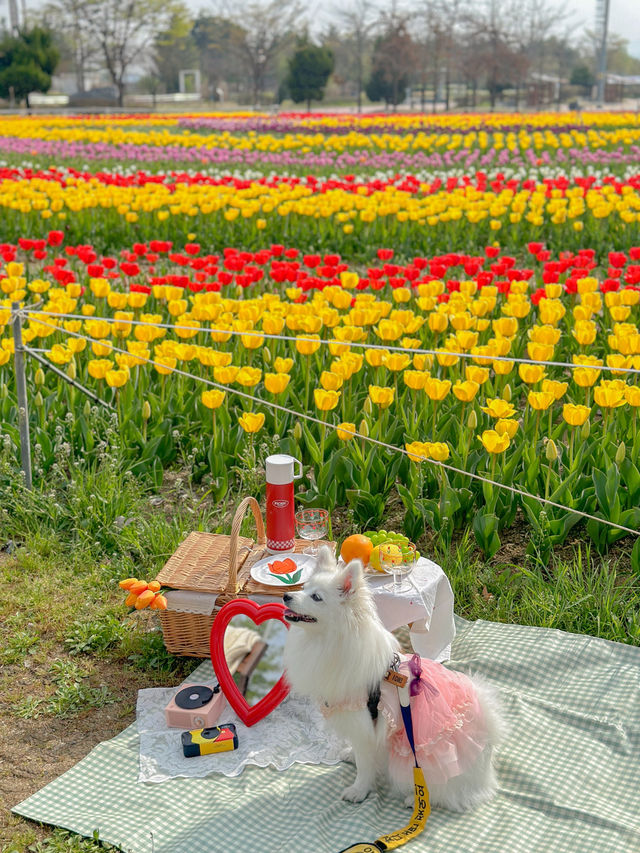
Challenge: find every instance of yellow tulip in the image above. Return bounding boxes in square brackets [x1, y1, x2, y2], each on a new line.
[241, 331, 265, 349]
[336, 422, 356, 441]
[47, 344, 74, 365]
[154, 355, 177, 375]
[624, 385, 640, 406]
[87, 358, 114, 379]
[235, 366, 262, 387]
[465, 365, 490, 385]
[403, 370, 428, 391]
[479, 429, 510, 454]
[368, 385, 395, 409]
[365, 348, 389, 367]
[90, 278, 110, 298]
[492, 358, 514, 376]
[239, 411, 265, 433]
[429, 441, 450, 461]
[376, 320, 403, 341]
[385, 353, 411, 372]
[405, 441, 430, 463]
[492, 317, 518, 337]
[198, 349, 233, 368]
[314, 388, 341, 411]
[562, 404, 591, 426]
[0, 349, 10, 366]
[518, 364, 546, 384]
[296, 334, 321, 355]
[274, 357, 294, 374]
[572, 321, 597, 346]
[262, 315, 285, 335]
[495, 418, 519, 438]
[453, 380, 479, 402]
[436, 348, 459, 367]
[105, 368, 129, 388]
[213, 365, 239, 384]
[481, 398, 516, 419]
[424, 377, 451, 401]
[527, 390, 555, 411]
[528, 325, 561, 345]
[593, 383, 627, 409]
[264, 373, 290, 394]
[541, 379, 568, 400]
[526, 342, 555, 362]
[428, 313, 448, 333]
[201, 389, 226, 409]
[340, 271, 359, 289]
[319, 371, 343, 391]
[573, 367, 600, 388]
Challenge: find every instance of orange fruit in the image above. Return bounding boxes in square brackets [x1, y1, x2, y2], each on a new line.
[340, 534, 373, 566]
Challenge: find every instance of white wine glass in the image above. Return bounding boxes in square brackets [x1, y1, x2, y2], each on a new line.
[381, 542, 416, 594]
[295, 508, 329, 557]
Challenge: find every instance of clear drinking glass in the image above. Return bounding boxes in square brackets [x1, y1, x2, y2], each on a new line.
[295, 508, 329, 557]
[381, 542, 416, 594]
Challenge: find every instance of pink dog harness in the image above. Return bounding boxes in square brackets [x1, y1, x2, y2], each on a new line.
[380, 654, 488, 785]
[320, 654, 488, 785]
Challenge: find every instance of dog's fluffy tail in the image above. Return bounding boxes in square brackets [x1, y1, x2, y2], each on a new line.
[471, 675, 508, 750]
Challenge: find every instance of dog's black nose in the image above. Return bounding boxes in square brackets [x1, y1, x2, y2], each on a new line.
[283, 593, 292, 604]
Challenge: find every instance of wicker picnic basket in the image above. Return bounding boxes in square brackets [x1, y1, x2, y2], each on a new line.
[154, 496, 331, 657]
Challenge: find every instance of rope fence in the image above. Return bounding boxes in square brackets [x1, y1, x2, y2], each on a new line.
[23, 309, 640, 378]
[14, 309, 640, 540]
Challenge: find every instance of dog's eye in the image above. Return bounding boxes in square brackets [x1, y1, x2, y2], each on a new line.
[310, 592, 323, 602]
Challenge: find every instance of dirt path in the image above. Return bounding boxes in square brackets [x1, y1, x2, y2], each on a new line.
[0, 652, 162, 848]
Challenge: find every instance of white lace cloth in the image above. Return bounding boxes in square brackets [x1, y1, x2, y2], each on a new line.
[137, 659, 351, 783]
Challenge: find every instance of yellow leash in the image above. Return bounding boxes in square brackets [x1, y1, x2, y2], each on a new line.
[338, 663, 431, 852]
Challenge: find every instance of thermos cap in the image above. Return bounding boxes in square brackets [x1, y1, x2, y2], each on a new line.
[265, 454, 303, 485]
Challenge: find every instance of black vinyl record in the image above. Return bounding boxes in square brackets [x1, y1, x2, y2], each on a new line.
[174, 685, 214, 709]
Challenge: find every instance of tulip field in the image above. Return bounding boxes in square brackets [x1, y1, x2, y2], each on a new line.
[1, 110, 640, 563]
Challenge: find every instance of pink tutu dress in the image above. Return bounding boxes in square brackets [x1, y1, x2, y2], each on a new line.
[379, 654, 488, 785]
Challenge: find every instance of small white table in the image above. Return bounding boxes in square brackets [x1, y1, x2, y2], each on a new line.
[365, 557, 456, 662]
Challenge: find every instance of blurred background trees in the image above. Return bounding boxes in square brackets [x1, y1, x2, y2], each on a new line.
[12, 0, 640, 108]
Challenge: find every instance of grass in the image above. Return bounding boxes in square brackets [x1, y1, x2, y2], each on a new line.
[0, 455, 638, 851]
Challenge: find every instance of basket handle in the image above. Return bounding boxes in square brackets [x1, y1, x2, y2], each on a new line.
[227, 497, 266, 594]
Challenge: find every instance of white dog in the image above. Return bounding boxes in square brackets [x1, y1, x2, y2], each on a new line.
[283, 546, 505, 811]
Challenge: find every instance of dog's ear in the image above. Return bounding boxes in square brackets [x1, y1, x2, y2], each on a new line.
[338, 559, 363, 597]
[315, 544, 336, 574]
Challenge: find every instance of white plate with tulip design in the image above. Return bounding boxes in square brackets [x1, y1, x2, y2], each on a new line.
[250, 553, 315, 587]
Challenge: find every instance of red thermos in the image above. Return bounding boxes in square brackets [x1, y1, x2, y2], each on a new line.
[265, 454, 303, 554]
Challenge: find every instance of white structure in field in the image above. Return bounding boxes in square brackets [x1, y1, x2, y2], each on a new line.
[179, 69, 201, 96]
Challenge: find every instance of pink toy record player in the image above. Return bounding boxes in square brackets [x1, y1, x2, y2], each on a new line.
[164, 683, 227, 730]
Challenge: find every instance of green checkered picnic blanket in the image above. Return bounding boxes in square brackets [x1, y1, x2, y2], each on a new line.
[13, 618, 640, 853]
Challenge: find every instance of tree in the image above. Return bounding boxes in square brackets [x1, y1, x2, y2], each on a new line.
[192, 15, 247, 100]
[216, 0, 303, 104]
[334, 0, 377, 112]
[284, 39, 334, 109]
[153, 3, 199, 94]
[43, 0, 100, 92]
[366, 8, 414, 110]
[0, 26, 59, 107]
[463, 0, 528, 109]
[570, 63, 595, 91]
[79, 0, 173, 106]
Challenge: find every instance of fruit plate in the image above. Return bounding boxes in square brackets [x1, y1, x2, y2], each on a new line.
[336, 557, 386, 576]
[250, 553, 315, 587]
